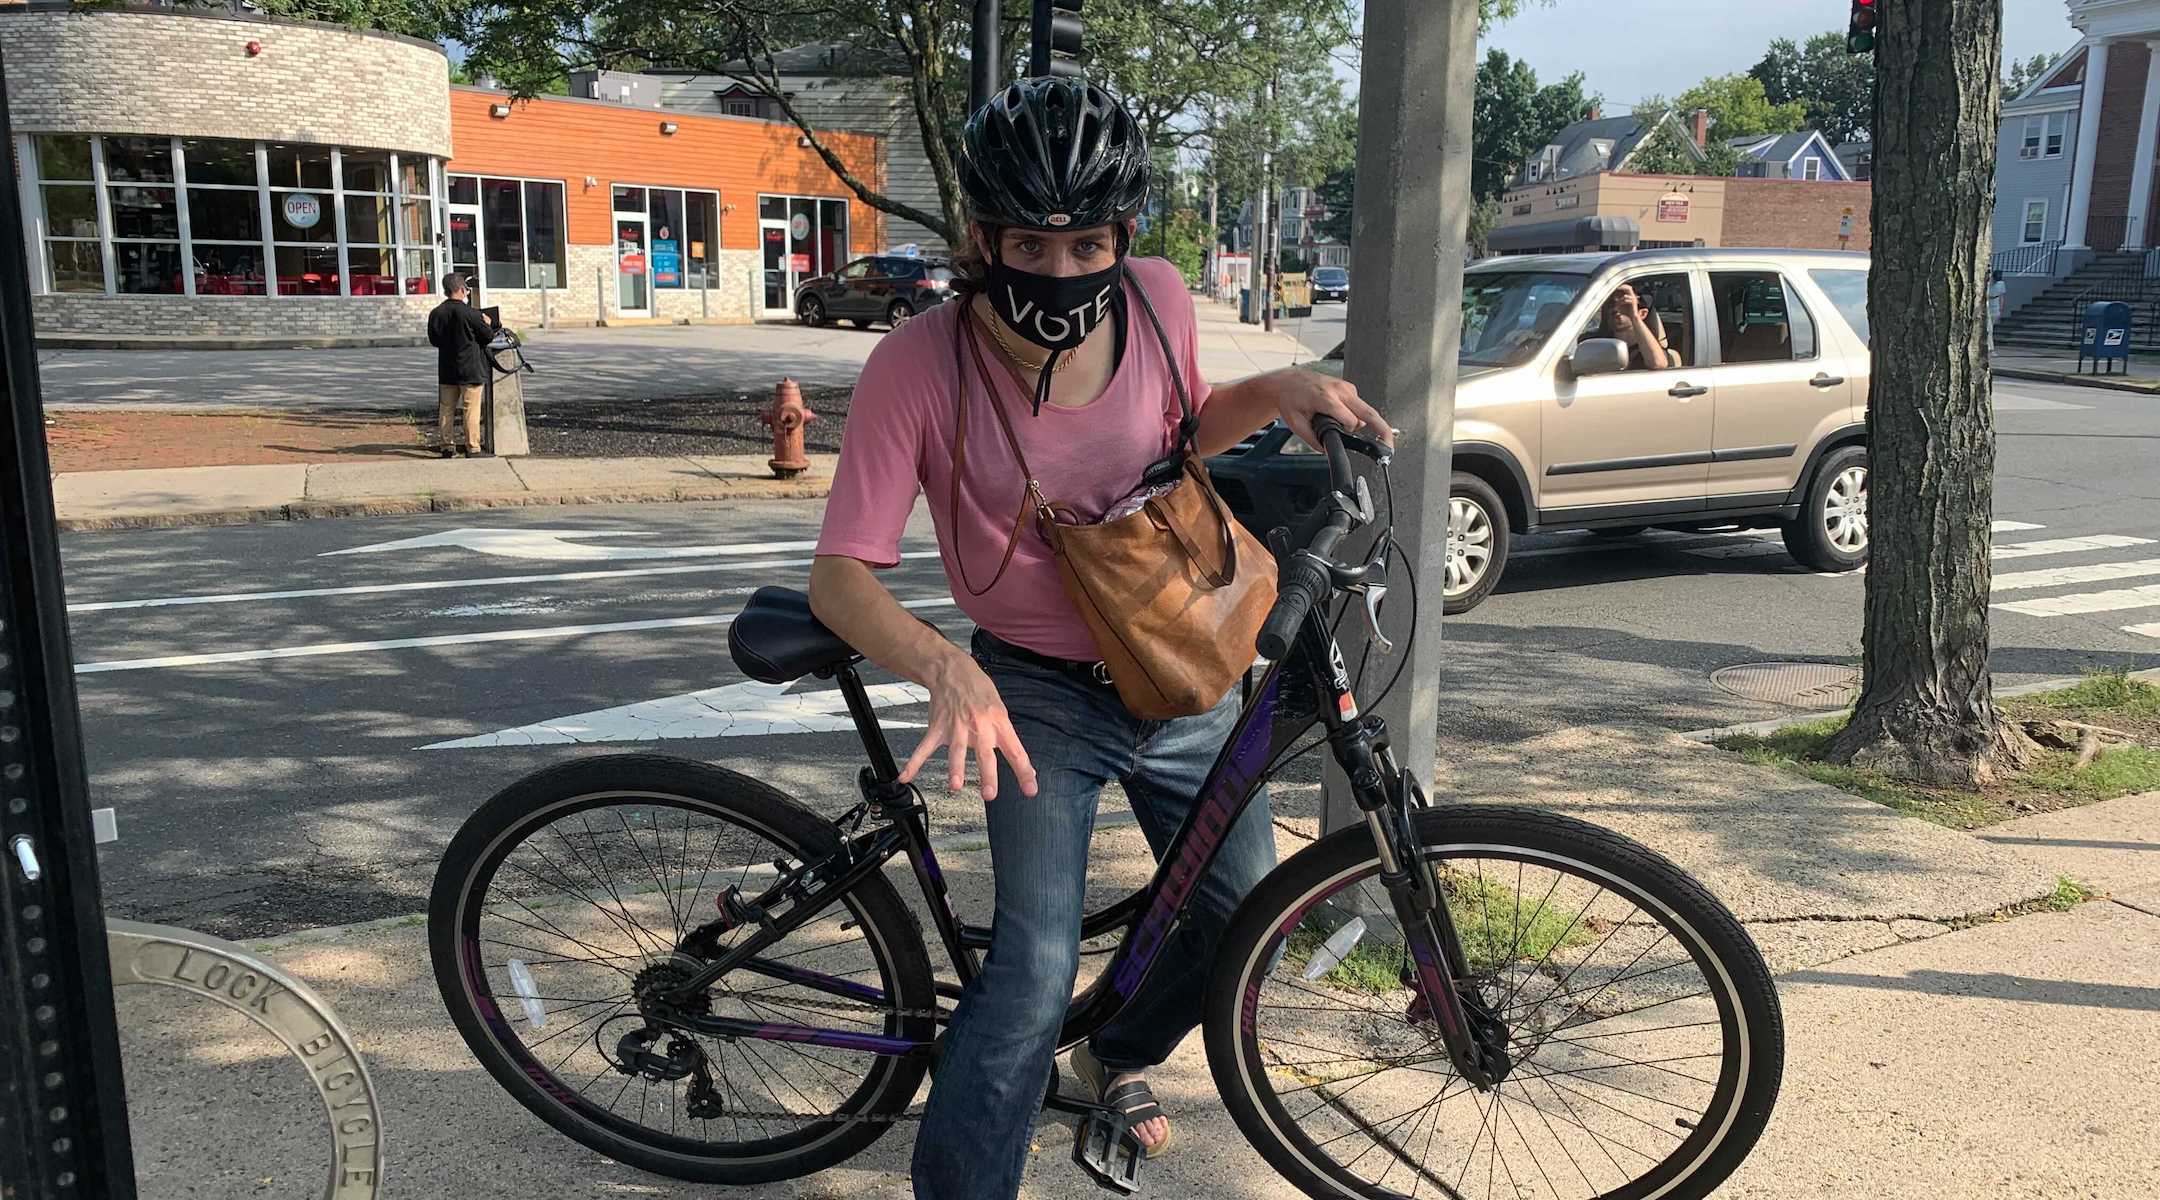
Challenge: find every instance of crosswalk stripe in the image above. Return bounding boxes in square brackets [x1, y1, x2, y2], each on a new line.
[1991, 520, 2045, 533]
[2125, 622, 2160, 640]
[1991, 535, 2155, 560]
[1992, 558, 2160, 592]
[1997, 584, 2160, 617]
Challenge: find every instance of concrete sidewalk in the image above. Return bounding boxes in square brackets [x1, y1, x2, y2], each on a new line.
[109, 734, 2159, 1199]
[51, 453, 839, 531]
[47, 292, 1314, 531]
[1994, 345, 2160, 394]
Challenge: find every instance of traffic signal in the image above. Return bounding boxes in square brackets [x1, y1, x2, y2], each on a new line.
[1848, 0, 1878, 54]
[1031, 0, 1084, 79]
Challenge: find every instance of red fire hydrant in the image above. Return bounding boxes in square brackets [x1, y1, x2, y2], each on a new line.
[760, 377, 817, 479]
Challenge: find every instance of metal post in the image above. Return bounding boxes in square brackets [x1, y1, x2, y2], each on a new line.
[0, 66, 140, 1196]
[1320, 0, 1479, 834]
[540, 284, 550, 328]
[595, 266, 605, 324]
[971, 0, 1002, 114]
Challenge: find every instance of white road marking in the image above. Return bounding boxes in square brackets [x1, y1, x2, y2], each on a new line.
[1992, 392, 2090, 412]
[71, 597, 957, 674]
[421, 679, 931, 749]
[324, 528, 821, 562]
[69, 552, 943, 613]
[1996, 583, 2160, 617]
[1991, 520, 2045, 533]
[1991, 535, 2156, 560]
[1992, 558, 2160, 593]
[2126, 622, 2160, 640]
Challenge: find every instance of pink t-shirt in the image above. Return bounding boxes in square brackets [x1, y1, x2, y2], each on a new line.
[816, 256, 1212, 660]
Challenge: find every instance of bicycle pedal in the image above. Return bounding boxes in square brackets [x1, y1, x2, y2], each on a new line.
[1072, 1111, 1144, 1194]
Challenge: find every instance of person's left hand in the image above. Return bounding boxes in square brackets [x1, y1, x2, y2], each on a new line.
[1254, 368, 1394, 450]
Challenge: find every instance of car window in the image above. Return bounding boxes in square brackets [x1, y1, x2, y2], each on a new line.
[926, 265, 957, 282]
[1314, 268, 1348, 284]
[1709, 271, 1817, 363]
[1580, 272, 1695, 369]
[891, 262, 924, 280]
[1459, 271, 1591, 367]
[1808, 268, 1869, 346]
[839, 260, 873, 280]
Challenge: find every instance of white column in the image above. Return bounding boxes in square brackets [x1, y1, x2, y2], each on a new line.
[2125, 43, 2160, 252]
[2066, 39, 2113, 250]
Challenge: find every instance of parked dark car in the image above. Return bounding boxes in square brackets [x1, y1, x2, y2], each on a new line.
[1311, 265, 1349, 303]
[796, 255, 955, 330]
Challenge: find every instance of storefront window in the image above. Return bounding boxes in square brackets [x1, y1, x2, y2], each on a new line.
[524, 182, 565, 288]
[758, 192, 849, 313]
[447, 174, 565, 294]
[608, 185, 718, 297]
[265, 143, 333, 190]
[29, 136, 440, 299]
[482, 179, 525, 291]
[684, 191, 717, 286]
[102, 136, 174, 184]
[34, 136, 93, 183]
[180, 139, 258, 188]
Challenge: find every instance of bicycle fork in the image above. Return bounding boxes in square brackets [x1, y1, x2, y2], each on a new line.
[1332, 716, 1515, 1091]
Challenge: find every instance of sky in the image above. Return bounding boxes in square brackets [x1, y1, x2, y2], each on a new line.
[1479, 0, 2081, 111]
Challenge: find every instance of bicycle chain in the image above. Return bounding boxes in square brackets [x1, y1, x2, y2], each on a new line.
[672, 991, 941, 1125]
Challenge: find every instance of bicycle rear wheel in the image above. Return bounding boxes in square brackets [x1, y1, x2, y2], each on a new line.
[1205, 805, 1783, 1200]
[429, 754, 934, 1184]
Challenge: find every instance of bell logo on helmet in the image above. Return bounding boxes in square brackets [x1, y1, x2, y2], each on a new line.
[1047, 214, 1073, 226]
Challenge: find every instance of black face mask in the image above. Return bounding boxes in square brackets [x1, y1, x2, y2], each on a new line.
[985, 256, 1124, 355]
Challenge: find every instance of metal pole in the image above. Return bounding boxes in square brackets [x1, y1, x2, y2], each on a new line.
[1320, 0, 1479, 834]
[971, 0, 1002, 113]
[0, 64, 141, 1196]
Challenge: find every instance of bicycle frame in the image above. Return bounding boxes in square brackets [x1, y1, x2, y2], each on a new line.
[661, 606, 1508, 1088]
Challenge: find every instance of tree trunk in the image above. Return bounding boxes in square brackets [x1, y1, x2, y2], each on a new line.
[1830, 0, 2032, 786]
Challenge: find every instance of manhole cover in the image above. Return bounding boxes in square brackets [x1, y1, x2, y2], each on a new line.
[1710, 662, 1861, 708]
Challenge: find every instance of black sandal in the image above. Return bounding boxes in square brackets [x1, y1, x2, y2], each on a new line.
[1072, 1044, 1173, 1157]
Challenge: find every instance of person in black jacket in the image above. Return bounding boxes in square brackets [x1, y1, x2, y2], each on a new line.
[427, 273, 497, 457]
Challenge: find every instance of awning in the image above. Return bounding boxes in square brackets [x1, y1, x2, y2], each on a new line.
[1487, 215, 1640, 252]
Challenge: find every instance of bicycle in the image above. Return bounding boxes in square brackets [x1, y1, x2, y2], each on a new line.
[428, 416, 1785, 1198]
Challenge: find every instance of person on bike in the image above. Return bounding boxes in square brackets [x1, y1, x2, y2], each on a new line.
[808, 78, 1389, 1200]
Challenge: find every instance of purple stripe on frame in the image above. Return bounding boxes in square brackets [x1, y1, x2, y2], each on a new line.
[747, 958, 889, 1004]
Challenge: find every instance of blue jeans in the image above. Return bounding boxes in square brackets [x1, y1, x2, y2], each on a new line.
[910, 633, 1278, 1200]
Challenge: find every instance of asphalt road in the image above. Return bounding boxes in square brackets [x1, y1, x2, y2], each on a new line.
[62, 375, 2157, 937]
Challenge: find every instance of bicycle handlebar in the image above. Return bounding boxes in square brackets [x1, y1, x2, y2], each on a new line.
[1255, 416, 1361, 661]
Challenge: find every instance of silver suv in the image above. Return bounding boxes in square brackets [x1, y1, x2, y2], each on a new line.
[1230, 247, 1873, 613]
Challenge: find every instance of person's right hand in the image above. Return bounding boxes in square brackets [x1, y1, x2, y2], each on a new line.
[901, 651, 1039, 801]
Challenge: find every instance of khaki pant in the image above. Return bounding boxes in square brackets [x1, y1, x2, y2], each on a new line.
[439, 384, 483, 451]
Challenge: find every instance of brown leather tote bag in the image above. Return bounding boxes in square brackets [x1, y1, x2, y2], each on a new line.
[950, 273, 1276, 720]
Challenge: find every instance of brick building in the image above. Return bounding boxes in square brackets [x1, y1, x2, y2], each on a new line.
[2, 4, 886, 344]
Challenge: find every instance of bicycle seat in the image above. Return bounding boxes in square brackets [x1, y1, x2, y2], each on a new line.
[729, 586, 860, 682]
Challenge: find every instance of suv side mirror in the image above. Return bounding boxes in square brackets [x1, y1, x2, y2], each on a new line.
[1569, 338, 1630, 378]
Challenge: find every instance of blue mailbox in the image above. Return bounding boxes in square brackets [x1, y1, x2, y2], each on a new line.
[2079, 301, 2133, 374]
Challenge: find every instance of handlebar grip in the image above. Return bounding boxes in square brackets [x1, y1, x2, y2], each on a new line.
[1312, 415, 1355, 494]
[1257, 552, 1331, 661]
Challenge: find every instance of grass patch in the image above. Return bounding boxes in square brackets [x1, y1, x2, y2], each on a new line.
[1716, 672, 2160, 829]
[1950, 876, 2098, 928]
[1280, 874, 1591, 995]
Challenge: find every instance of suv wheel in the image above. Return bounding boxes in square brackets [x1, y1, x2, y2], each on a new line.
[798, 295, 828, 327]
[1445, 472, 1510, 615]
[1782, 445, 1869, 571]
[887, 300, 916, 329]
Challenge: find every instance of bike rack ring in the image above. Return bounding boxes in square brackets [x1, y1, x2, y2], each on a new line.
[106, 919, 383, 1200]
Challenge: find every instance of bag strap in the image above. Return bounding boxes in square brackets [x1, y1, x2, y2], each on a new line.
[1126, 266, 1197, 455]
[1144, 456, 1240, 589]
[948, 312, 1049, 597]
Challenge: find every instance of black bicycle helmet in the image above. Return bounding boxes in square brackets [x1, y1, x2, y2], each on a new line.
[958, 78, 1150, 231]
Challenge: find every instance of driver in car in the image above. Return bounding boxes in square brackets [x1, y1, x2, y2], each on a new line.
[1593, 282, 1673, 370]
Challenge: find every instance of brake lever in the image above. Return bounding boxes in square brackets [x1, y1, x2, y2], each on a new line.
[1337, 430, 1393, 467]
[1360, 584, 1393, 654]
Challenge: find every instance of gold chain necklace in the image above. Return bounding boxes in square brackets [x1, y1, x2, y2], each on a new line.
[983, 311, 1073, 376]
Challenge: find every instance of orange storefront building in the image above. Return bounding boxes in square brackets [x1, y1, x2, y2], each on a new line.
[445, 86, 887, 328]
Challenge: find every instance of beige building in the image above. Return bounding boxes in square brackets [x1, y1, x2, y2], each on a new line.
[1492, 172, 1871, 257]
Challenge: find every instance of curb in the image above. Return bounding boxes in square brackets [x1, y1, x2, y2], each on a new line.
[56, 477, 834, 532]
[1994, 366, 2160, 394]
[38, 334, 427, 351]
[1681, 666, 2160, 743]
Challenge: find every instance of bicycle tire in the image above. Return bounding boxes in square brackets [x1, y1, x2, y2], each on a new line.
[429, 753, 935, 1184]
[1205, 805, 1784, 1200]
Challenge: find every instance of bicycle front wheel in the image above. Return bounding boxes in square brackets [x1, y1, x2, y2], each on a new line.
[1205, 805, 1783, 1200]
[429, 754, 935, 1184]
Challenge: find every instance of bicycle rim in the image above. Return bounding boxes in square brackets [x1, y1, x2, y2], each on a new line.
[442, 790, 920, 1169]
[1228, 841, 1757, 1199]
